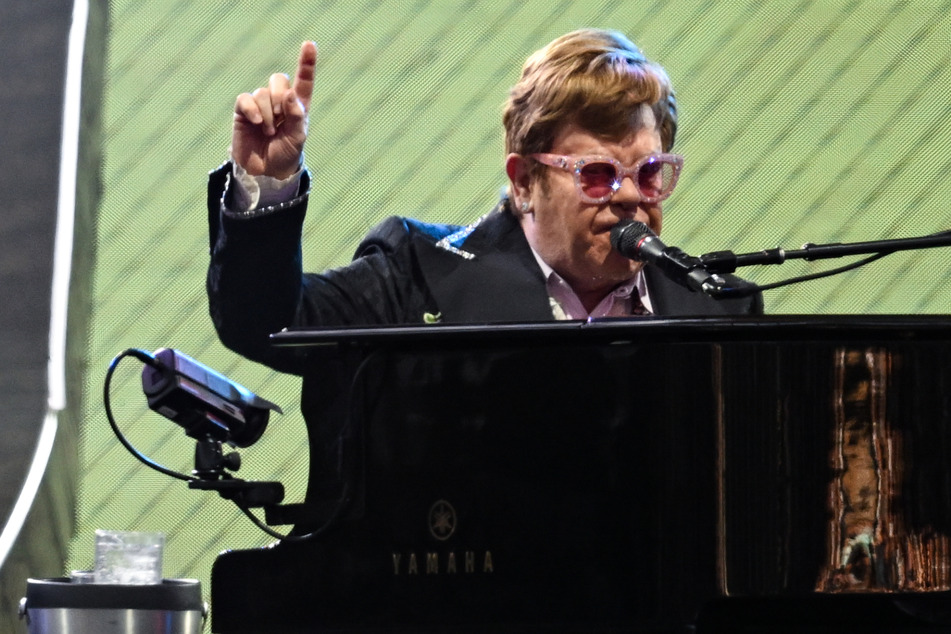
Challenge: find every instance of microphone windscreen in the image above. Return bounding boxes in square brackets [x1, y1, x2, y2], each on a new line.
[609, 219, 655, 254]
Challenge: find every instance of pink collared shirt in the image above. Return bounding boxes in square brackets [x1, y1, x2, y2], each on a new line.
[530, 249, 653, 320]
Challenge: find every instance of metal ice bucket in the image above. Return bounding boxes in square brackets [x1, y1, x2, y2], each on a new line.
[20, 578, 205, 634]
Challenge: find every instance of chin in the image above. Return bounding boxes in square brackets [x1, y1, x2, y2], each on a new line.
[605, 250, 640, 274]
[589, 256, 640, 289]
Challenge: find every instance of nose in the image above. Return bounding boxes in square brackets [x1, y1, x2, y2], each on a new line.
[610, 173, 645, 208]
[609, 174, 661, 233]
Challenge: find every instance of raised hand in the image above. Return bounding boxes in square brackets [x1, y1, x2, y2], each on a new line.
[231, 41, 317, 180]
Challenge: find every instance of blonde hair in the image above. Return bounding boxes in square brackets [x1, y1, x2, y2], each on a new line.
[503, 29, 677, 157]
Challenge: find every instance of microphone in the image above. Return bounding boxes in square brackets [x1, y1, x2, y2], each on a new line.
[609, 219, 731, 295]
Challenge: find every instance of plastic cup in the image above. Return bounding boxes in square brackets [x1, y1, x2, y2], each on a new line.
[93, 530, 165, 585]
[69, 570, 95, 584]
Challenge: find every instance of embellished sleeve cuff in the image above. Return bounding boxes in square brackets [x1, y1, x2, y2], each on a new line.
[226, 156, 306, 215]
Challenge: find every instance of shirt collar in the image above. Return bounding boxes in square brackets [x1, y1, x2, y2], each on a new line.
[528, 246, 652, 318]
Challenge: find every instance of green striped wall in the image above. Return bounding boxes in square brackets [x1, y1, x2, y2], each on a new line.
[70, 0, 951, 614]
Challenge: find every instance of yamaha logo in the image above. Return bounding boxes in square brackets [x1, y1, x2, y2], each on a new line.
[392, 500, 493, 575]
[429, 499, 456, 541]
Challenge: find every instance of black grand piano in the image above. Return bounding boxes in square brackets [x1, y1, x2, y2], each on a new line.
[210, 316, 951, 632]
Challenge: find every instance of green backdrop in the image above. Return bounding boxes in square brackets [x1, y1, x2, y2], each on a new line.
[69, 0, 951, 616]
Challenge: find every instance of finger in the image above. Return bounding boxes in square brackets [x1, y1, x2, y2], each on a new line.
[293, 41, 317, 113]
[251, 87, 276, 134]
[282, 89, 307, 135]
[268, 72, 291, 118]
[233, 92, 263, 125]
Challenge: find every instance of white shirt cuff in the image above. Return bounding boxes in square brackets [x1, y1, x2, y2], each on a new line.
[229, 159, 305, 213]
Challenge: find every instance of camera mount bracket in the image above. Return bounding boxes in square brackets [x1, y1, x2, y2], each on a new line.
[187, 436, 285, 510]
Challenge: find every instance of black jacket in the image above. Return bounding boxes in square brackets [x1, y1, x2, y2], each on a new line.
[207, 163, 762, 375]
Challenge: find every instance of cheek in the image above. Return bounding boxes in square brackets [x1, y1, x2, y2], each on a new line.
[576, 211, 608, 250]
[543, 200, 587, 242]
[650, 206, 663, 234]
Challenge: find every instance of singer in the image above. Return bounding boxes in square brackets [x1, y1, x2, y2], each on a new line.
[207, 29, 762, 373]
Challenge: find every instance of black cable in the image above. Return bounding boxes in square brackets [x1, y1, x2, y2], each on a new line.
[714, 250, 895, 298]
[105, 347, 349, 543]
[233, 348, 384, 543]
[232, 481, 351, 543]
[104, 348, 197, 482]
[246, 348, 384, 543]
[722, 225, 951, 297]
[223, 484, 351, 542]
[747, 250, 894, 294]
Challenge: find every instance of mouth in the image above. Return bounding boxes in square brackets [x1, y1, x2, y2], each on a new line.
[600, 216, 648, 236]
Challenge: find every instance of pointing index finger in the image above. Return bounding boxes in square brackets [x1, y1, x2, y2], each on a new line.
[293, 41, 317, 113]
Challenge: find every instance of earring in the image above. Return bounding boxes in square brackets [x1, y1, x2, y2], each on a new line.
[520, 201, 530, 213]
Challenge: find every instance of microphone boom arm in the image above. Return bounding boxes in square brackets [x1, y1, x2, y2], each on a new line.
[700, 231, 951, 274]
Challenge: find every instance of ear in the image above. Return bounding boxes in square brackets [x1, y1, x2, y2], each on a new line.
[505, 153, 533, 209]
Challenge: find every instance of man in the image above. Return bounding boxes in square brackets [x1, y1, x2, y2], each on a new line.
[207, 29, 761, 374]
[206, 35, 764, 622]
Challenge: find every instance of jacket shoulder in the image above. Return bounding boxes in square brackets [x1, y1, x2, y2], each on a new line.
[353, 217, 462, 258]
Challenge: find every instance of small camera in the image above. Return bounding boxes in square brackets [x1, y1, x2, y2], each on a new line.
[140, 348, 282, 448]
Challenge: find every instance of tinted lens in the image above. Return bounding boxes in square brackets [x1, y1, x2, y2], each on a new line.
[638, 159, 676, 199]
[578, 161, 620, 199]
